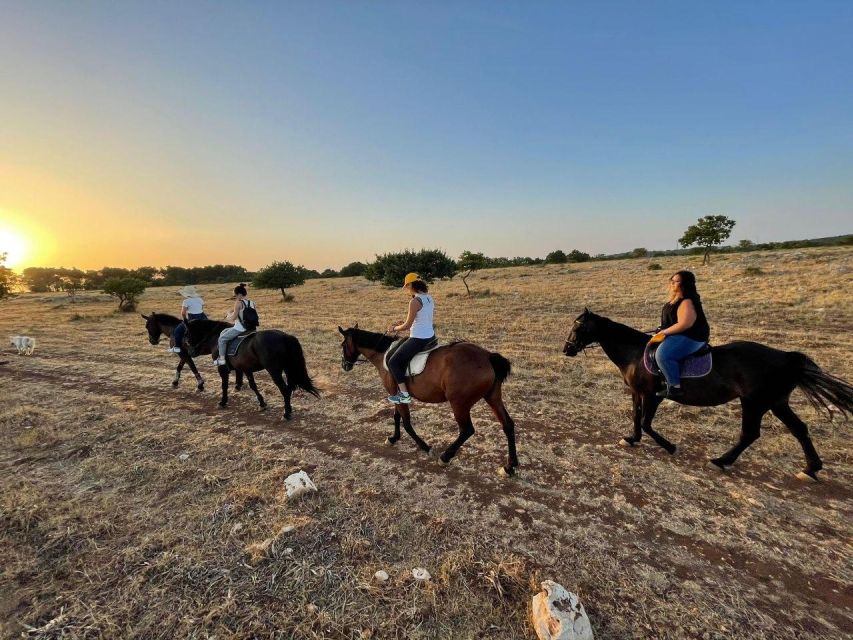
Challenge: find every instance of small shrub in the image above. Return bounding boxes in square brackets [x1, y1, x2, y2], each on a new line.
[647, 263, 662, 271]
[743, 266, 765, 276]
[68, 313, 85, 322]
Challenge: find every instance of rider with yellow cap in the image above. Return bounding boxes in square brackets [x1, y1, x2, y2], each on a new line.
[386, 273, 435, 404]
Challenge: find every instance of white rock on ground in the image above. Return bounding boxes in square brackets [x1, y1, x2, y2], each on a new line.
[530, 580, 594, 640]
[374, 570, 389, 583]
[284, 470, 317, 499]
[412, 568, 431, 581]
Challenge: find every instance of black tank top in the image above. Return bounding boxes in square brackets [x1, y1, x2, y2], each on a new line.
[661, 297, 710, 342]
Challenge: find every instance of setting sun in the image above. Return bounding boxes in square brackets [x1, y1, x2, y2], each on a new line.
[0, 226, 30, 270]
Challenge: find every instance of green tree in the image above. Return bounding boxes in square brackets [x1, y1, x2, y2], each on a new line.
[253, 261, 308, 300]
[737, 239, 755, 250]
[0, 253, 19, 299]
[103, 277, 147, 311]
[457, 250, 487, 297]
[567, 249, 591, 263]
[630, 247, 648, 258]
[339, 261, 367, 277]
[545, 249, 567, 264]
[364, 249, 457, 287]
[678, 215, 736, 265]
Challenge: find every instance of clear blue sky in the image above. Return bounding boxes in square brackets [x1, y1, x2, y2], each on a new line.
[1, 1, 851, 270]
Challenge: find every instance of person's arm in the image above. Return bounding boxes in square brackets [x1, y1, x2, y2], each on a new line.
[390, 298, 422, 332]
[225, 299, 241, 322]
[658, 299, 697, 336]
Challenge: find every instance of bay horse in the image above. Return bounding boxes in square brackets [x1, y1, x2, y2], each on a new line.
[562, 309, 853, 480]
[141, 312, 243, 392]
[338, 325, 519, 475]
[184, 319, 319, 420]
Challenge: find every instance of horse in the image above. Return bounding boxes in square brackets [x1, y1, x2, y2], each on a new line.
[184, 319, 319, 420]
[338, 325, 519, 475]
[141, 312, 246, 392]
[562, 309, 853, 480]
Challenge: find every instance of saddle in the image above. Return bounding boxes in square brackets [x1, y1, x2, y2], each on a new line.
[643, 342, 713, 378]
[382, 337, 441, 378]
[225, 331, 257, 357]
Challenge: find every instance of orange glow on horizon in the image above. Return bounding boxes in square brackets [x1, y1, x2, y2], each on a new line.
[0, 224, 31, 271]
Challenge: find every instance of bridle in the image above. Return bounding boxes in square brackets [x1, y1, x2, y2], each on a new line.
[341, 330, 396, 370]
[564, 318, 599, 355]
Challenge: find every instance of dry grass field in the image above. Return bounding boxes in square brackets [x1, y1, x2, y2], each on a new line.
[1, 247, 852, 639]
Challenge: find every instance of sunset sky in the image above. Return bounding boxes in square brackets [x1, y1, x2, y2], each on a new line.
[1, 1, 852, 271]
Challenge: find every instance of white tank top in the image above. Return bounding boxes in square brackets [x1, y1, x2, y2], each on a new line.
[410, 294, 434, 339]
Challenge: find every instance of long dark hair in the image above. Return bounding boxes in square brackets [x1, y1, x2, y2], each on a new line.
[234, 283, 248, 297]
[410, 280, 428, 293]
[673, 270, 701, 303]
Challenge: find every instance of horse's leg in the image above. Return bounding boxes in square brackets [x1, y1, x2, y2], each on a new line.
[173, 356, 184, 388]
[235, 370, 244, 392]
[771, 401, 823, 480]
[439, 404, 476, 466]
[710, 399, 765, 471]
[485, 390, 519, 476]
[621, 393, 643, 446]
[639, 394, 676, 454]
[386, 408, 402, 445]
[183, 354, 204, 392]
[245, 372, 266, 410]
[218, 366, 229, 408]
[269, 370, 292, 420]
[396, 404, 432, 453]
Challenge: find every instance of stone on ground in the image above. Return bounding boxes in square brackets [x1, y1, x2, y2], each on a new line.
[530, 580, 593, 640]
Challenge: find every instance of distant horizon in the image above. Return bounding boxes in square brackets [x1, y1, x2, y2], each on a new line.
[2, 2, 852, 272]
[10, 230, 851, 275]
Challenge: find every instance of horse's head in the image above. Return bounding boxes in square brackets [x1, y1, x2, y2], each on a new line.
[141, 313, 161, 345]
[563, 308, 598, 356]
[338, 324, 360, 371]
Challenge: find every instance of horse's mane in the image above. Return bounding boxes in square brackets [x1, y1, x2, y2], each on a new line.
[153, 313, 181, 325]
[595, 314, 651, 345]
[351, 328, 396, 353]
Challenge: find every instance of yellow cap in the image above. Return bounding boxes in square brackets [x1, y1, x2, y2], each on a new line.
[403, 272, 420, 286]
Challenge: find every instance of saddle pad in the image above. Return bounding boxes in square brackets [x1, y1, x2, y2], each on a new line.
[383, 339, 442, 377]
[226, 332, 256, 357]
[644, 343, 712, 378]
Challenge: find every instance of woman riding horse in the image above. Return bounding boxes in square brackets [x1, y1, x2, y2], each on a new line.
[386, 273, 436, 405]
[651, 270, 710, 399]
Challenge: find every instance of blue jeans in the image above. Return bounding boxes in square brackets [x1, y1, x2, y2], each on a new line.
[172, 313, 206, 350]
[218, 327, 243, 360]
[654, 334, 706, 387]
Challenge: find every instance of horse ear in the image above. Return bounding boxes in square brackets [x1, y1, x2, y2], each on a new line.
[338, 326, 345, 335]
[583, 307, 590, 315]
[141, 313, 149, 320]
[354, 322, 359, 329]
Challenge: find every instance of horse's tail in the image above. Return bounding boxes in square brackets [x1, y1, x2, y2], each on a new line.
[489, 352, 512, 384]
[791, 352, 853, 419]
[284, 336, 320, 398]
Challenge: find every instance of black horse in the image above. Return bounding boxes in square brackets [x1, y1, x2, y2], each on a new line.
[563, 309, 853, 480]
[184, 319, 319, 420]
[141, 312, 245, 392]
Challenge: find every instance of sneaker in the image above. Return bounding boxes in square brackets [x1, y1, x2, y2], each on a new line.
[656, 385, 684, 400]
[213, 357, 226, 366]
[166, 347, 182, 353]
[387, 392, 412, 404]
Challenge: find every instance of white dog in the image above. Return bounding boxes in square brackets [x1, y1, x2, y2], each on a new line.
[10, 336, 36, 355]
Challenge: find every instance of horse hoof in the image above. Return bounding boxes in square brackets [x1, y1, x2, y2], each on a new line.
[259, 405, 267, 412]
[437, 456, 450, 467]
[796, 471, 818, 482]
[618, 438, 635, 447]
[218, 403, 227, 410]
[497, 466, 516, 478]
[171, 381, 179, 388]
[385, 437, 398, 446]
[283, 414, 292, 421]
[426, 447, 439, 459]
[708, 458, 727, 472]
[667, 445, 677, 456]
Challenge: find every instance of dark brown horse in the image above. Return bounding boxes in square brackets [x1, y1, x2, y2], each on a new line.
[185, 319, 319, 420]
[141, 312, 243, 392]
[338, 325, 519, 475]
[563, 309, 853, 480]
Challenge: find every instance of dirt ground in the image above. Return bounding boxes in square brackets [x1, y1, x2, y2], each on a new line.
[1, 247, 852, 639]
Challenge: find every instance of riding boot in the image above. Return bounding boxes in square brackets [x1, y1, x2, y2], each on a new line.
[657, 384, 684, 400]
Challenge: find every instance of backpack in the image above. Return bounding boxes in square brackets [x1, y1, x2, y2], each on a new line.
[241, 300, 259, 331]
